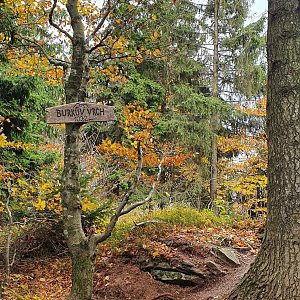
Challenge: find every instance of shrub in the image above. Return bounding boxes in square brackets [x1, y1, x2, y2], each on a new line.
[148, 206, 230, 227]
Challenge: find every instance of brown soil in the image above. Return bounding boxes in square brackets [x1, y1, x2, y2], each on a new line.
[93, 248, 255, 300]
[4, 224, 259, 300]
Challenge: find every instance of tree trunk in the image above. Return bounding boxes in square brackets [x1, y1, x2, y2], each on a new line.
[66, 245, 95, 300]
[210, 0, 220, 213]
[227, 0, 300, 299]
[60, 1, 95, 299]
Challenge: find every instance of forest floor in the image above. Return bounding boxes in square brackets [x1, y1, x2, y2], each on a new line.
[2, 220, 262, 300]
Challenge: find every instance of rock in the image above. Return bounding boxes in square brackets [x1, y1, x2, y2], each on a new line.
[206, 260, 227, 276]
[175, 264, 206, 278]
[211, 247, 240, 266]
[140, 260, 206, 286]
[141, 261, 174, 272]
[151, 269, 205, 286]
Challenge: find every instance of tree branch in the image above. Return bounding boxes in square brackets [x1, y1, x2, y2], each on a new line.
[49, 0, 73, 41]
[87, 28, 112, 53]
[90, 145, 163, 246]
[91, 144, 143, 244]
[17, 34, 70, 68]
[120, 153, 163, 216]
[86, 0, 116, 44]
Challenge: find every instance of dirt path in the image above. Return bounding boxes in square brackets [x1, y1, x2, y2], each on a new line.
[93, 250, 255, 300]
[4, 224, 260, 300]
[194, 254, 255, 300]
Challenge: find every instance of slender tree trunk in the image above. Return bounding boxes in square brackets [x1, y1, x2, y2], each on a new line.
[227, 1, 300, 299]
[66, 245, 95, 300]
[60, 1, 96, 299]
[210, 0, 219, 213]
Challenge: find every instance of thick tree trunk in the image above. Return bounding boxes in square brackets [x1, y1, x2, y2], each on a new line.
[227, 1, 300, 299]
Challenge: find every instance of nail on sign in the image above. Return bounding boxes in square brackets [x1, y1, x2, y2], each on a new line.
[46, 102, 116, 124]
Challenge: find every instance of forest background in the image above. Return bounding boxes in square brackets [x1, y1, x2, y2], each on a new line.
[0, 0, 268, 299]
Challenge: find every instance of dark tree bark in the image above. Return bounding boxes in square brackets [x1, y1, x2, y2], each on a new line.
[227, 0, 300, 299]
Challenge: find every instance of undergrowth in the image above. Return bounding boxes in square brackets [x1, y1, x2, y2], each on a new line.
[106, 206, 232, 247]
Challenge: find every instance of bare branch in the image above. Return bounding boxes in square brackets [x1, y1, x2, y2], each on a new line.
[120, 154, 164, 216]
[87, 28, 112, 53]
[90, 147, 164, 247]
[86, 0, 115, 44]
[91, 144, 143, 244]
[49, 0, 73, 41]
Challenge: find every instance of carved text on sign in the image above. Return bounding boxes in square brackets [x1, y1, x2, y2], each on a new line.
[46, 102, 116, 124]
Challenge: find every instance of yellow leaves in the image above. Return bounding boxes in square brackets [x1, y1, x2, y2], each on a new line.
[216, 98, 268, 214]
[201, 157, 210, 165]
[8, 168, 62, 214]
[131, 140, 139, 149]
[34, 196, 46, 211]
[99, 61, 128, 84]
[40, 182, 52, 192]
[150, 31, 161, 41]
[5, 49, 63, 84]
[151, 15, 157, 21]
[0, 131, 7, 148]
[97, 105, 161, 172]
[82, 197, 98, 212]
[0, 200, 4, 213]
[111, 36, 128, 53]
[98, 47, 105, 55]
[152, 48, 161, 57]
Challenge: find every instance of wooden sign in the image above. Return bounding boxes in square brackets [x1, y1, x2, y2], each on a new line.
[46, 102, 116, 124]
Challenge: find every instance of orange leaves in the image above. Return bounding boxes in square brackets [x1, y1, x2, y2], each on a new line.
[164, 152, 190, 168]
[96, 105, 160, 177]
[128, 4, 136, 11]
[121, 104, 158, 148]
[123, 104, 157, 126]
[235, 97, 266, 117]
[97, 104, 189, 193]
[98, 139, 137, 162]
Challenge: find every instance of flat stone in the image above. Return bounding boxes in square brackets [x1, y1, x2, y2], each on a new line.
[211, 247, 240, 266]
[140, 260, 207, 286]
[150, 269, 205, 286]
[206, 260, 227, 276]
